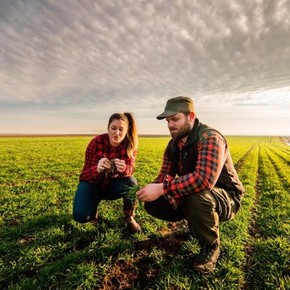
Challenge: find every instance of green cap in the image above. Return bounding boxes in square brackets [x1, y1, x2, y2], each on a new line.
[156, 96, 194, 120]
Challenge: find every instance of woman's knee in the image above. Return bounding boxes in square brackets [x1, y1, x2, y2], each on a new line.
[124, 176, 138, 186]
[73, 181, 99, 223]
[73, 212, 90, 223]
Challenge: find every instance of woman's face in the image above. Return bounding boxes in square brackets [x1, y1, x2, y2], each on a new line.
[108, 118, 128, 147]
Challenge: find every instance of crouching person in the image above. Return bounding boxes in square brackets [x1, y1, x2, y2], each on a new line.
[137, 97, 244, 273]
[73, 112, 141, 234]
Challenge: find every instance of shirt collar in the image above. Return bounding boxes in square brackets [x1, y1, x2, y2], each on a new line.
[177, 139, 185, 150]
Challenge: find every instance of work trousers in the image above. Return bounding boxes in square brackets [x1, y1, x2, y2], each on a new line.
[144, 188, 241, 246]
[73, 176, 138, 223]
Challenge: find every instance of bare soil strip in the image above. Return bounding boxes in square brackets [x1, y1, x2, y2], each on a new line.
[99, 222, 188, 289]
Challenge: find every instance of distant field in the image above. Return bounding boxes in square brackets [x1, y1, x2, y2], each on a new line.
[0, 136, 289, 289]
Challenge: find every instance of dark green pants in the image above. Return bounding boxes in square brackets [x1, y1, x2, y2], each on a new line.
[144, 188, 241, 246]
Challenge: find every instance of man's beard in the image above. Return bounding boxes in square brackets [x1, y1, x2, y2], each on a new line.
[170, 121, 191, 141]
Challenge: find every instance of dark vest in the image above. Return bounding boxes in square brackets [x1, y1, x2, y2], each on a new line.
[166, 119, 245, 199]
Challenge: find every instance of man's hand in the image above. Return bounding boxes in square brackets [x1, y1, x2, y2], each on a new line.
[136, 183, 164, 202]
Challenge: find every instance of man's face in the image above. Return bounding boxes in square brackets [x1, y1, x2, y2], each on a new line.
[165, 112, 192, 141]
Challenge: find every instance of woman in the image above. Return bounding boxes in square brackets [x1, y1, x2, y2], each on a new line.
[73, 112, 141, 233]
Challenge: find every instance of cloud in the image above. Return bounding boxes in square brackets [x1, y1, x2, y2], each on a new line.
[0, 0, 289, 134]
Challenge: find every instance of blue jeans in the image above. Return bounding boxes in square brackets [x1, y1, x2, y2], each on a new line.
[73, 176, 138, 223]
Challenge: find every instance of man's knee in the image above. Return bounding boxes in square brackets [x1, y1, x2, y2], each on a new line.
[144, 198, 184, 222]
[182, 190, 217, 223]
[183, 190, 215, 212]
[144, 201, 157, 217]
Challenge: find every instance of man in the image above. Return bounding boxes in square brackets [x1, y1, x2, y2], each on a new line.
[136, 96, 245, 274]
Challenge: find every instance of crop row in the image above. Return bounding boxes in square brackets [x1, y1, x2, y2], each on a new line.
[245, 142, 290, 290]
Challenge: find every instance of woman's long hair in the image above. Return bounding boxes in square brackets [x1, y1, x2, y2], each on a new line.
[108, 112, 138, 158]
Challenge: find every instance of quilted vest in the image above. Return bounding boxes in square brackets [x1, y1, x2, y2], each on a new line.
[166, 118, 245, 199]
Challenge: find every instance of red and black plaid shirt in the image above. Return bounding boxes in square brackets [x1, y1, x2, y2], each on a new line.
[79, 134, 136, 185]
[154, 130, 227, 209]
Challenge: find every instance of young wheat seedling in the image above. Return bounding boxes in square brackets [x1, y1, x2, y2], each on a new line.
[125, 184, 141, 202]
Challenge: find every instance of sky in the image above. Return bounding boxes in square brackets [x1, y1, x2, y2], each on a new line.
[0, 0, 290, 136]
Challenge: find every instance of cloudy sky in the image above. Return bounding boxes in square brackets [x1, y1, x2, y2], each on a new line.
[1, 0, 290, 136]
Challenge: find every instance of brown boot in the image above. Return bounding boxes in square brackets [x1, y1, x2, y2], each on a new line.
[123, 198, 141, 234]
[192, 241, 220, 274]
[125, 217, 141, 234]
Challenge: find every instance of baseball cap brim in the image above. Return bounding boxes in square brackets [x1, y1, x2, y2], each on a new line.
[156, 96, 194, 120]
[156, 111, 179, 120]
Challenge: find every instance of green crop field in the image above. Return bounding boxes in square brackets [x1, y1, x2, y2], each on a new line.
[0, 136, 289, 289]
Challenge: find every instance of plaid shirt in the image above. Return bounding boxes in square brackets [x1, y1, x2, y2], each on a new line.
[79, 134, 136, 185]
[154, 130, 227, 209]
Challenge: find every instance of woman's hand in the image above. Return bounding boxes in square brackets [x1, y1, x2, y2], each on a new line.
[97, 158, 112, 173]
[113, 158, 126, 173]
[136, 183, 164, 202]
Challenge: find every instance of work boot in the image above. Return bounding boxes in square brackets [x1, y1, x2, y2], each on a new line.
[169, 220, 193, 239]
[125, 216, 141, 233]
[123, 198, 141, 234]
[192, 241, 220, 274]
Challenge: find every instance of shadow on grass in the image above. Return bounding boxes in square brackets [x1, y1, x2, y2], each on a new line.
[0, 213, 108, 287]
[1, 213, 205, 289]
